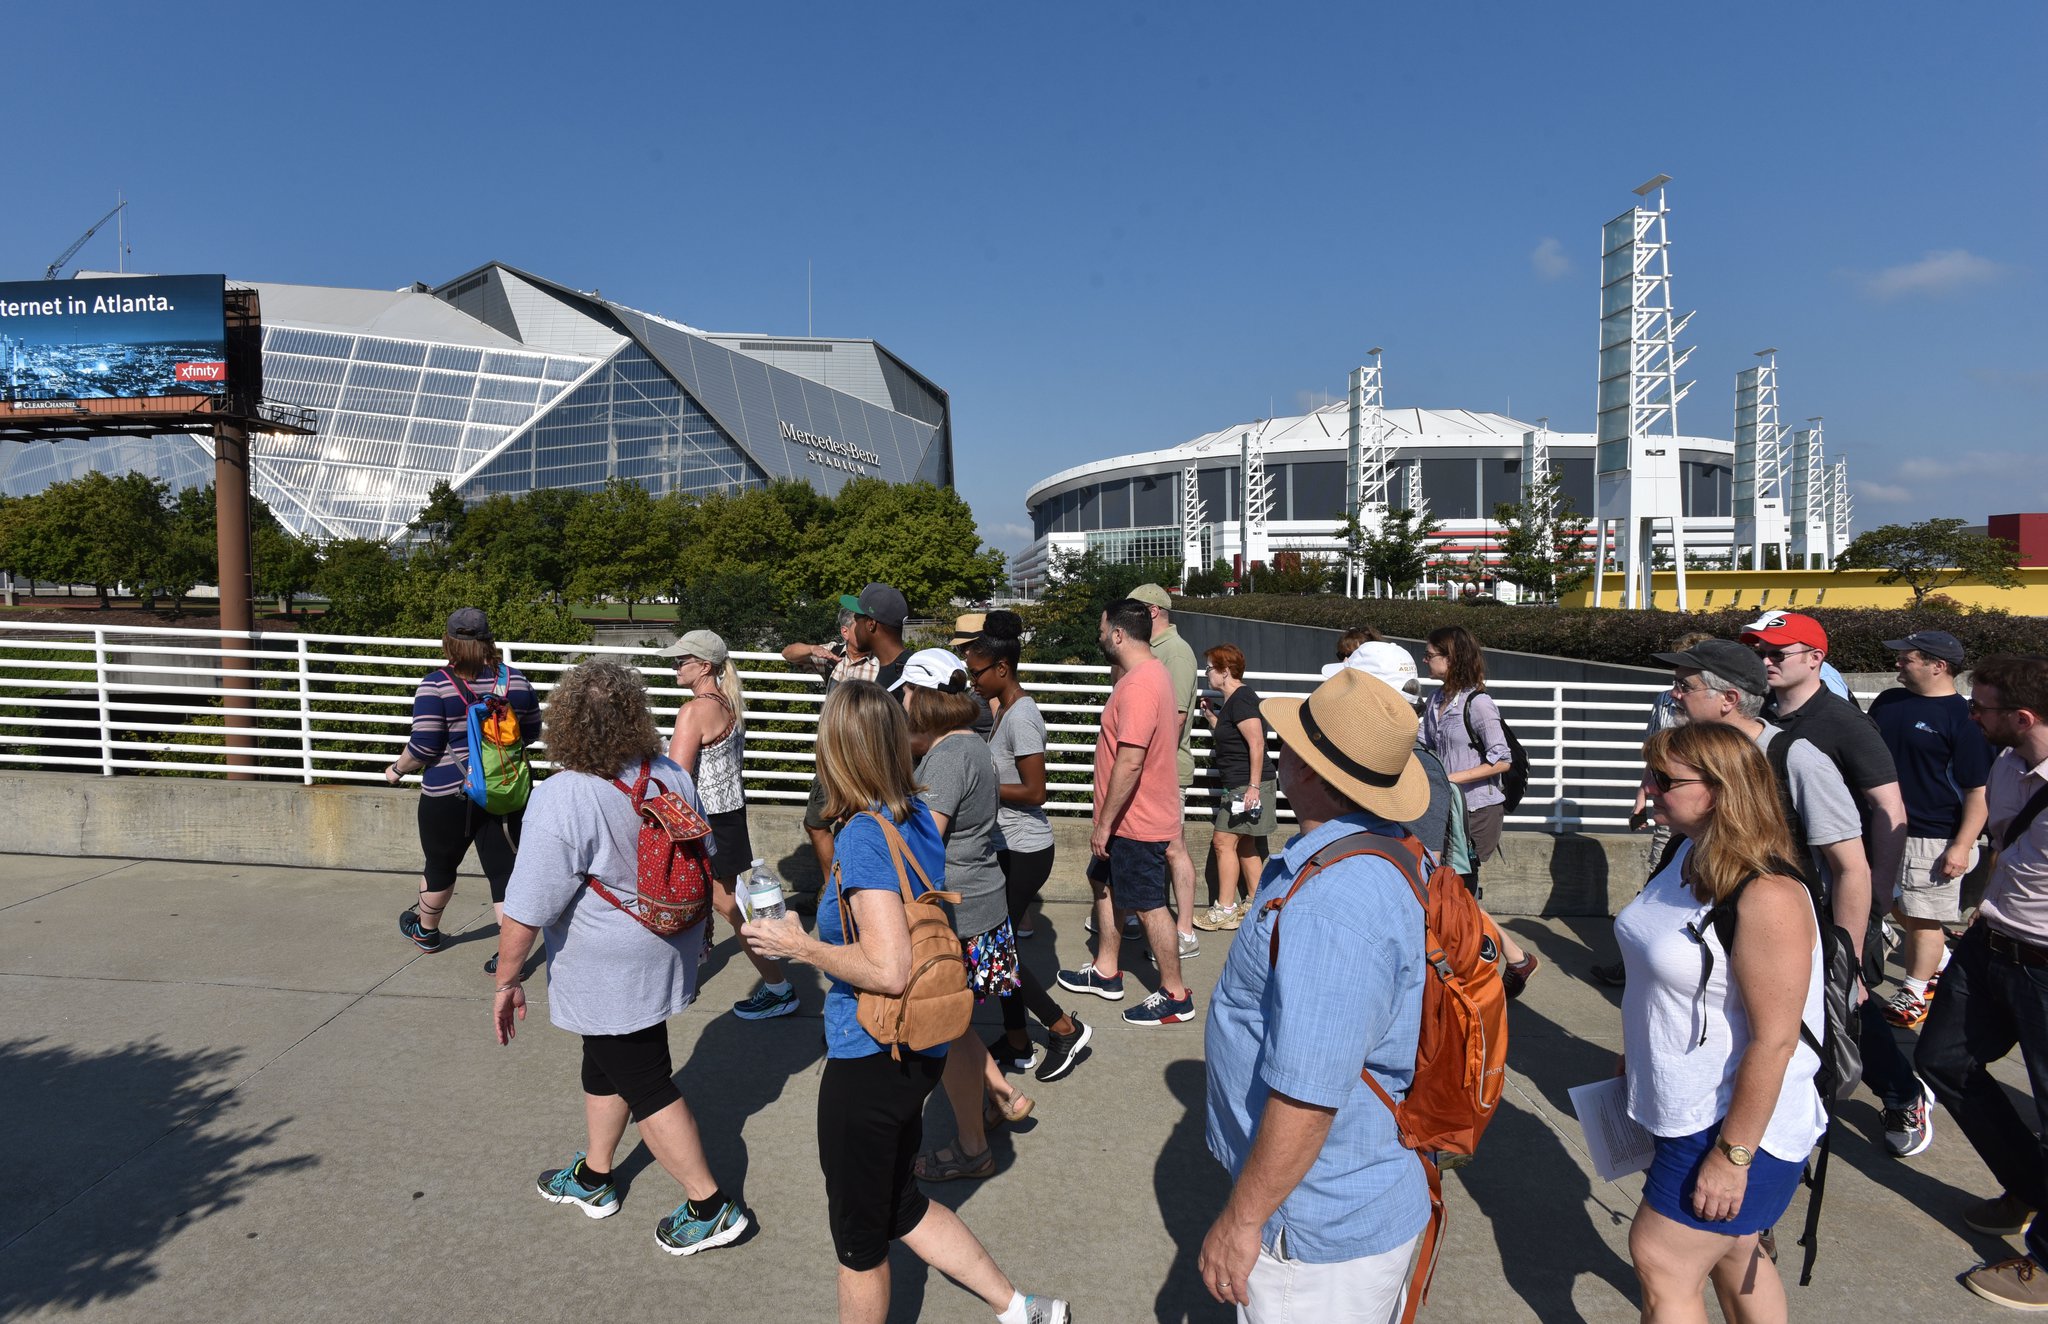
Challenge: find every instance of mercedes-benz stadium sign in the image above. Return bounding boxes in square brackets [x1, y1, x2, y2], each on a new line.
[0, 274, 229, 401]
[781, 419, 880, 475]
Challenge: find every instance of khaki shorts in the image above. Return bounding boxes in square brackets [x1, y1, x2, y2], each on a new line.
[1896, 834, 1972, 923]
[1213, 781, 1279, 838]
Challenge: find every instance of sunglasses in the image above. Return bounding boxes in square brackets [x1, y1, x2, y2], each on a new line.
[1968, 699, 2015, 715]
[1650, 769, 1706, 792]
[1753, 645, 1816, 664]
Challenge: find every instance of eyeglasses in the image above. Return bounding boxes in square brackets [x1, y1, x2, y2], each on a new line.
[1669, 678, 1708, 695]
[1753, 645, 1816, 664]
[1650, 769, 1706, 792]
[964, 662, 997, 680]
[1969, 699, 2015, 715]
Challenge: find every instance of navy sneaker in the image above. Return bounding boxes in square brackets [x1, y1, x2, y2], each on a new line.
[399, 908, 443, 954]
[655, 1198, 749, 1256]
[732, 984, 799, 1020]
[1123, 989, 1198, 1027]
[536, 1153, 620, 1219]
[1056, 963, 1126, 1001]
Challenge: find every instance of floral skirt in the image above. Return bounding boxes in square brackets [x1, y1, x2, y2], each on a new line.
[962, 919, 1022, 1001]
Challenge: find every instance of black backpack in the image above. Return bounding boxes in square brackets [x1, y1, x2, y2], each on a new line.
[1461, 694, 1530, 812]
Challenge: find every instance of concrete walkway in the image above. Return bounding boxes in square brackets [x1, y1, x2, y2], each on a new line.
[0, 852, 2030, 1323]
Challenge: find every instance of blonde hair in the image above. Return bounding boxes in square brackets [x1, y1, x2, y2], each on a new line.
[817, 679, 920, 825]
[1643, 724, 1801, 905]
[543, 658, 662, 776]
[707, 658, 746, 740]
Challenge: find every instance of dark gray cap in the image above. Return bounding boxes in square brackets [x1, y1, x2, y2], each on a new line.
[1651, 638, 1768, 697]
[445, 607, 492, 641]
[1884, 630, 1965, 666]
[840, 582, 907, 633]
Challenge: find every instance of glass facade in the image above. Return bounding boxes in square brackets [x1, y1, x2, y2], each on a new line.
[1086, 525, 1189, 565]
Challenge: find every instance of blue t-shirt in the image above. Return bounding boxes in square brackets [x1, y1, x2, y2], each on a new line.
[1204, 813, 1428, 1262]
[819, 802, 950, 1060]
[1869, 689, 1994, 838]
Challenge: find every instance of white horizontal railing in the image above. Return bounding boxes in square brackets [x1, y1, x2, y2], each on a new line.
[0, 621, 1674, 832]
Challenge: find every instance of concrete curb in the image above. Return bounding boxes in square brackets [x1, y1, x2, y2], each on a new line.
[0, 770, 1646, 915]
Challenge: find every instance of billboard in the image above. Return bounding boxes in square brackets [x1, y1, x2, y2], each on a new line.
[0, 274, 228, 401]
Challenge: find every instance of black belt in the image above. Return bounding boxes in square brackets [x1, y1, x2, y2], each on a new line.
[1989, 928, 2048, 968]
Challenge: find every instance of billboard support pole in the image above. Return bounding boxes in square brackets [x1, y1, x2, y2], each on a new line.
[214, 418, 257, 777]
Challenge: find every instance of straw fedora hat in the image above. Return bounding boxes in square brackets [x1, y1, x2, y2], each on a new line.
[1260, 668, 1430, 821]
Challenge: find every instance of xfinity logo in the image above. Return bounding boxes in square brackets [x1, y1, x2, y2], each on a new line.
[780, 419, 880, 474]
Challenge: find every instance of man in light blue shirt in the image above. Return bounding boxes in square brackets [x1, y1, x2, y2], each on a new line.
[1201, 666, 1434, 1321]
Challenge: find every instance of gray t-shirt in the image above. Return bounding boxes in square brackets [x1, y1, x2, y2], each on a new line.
[1753, 722, 1863, 880]
[988, 695, 1054, 854]
[917, 732, 1010, 938]
[503, 757, 711, 1037]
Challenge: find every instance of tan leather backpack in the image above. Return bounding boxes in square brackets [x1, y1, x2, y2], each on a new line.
[832, 810, 972, 1058]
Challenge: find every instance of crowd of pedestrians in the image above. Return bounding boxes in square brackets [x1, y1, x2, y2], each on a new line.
[379, 592, 2048, 1320]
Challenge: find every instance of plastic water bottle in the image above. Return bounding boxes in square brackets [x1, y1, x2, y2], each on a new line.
[744, 858, 786, 921]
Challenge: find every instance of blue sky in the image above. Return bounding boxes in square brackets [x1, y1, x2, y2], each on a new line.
[6, 2, 2041, 552]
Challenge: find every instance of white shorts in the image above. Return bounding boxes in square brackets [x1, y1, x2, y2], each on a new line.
[1241, 1230, 1420, 1324]
[1895, 834, 1972, 923]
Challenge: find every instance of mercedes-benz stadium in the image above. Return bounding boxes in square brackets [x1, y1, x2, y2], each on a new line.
[1008, 405, 1736, 594]
[0, 262, 951, 542]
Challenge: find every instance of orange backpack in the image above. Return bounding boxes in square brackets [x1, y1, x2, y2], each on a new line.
[832, 810, 973, 1059]
[1266, 829, 1509, 1324]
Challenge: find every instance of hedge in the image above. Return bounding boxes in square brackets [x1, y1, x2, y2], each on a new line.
[1177, 596, 2048, 673]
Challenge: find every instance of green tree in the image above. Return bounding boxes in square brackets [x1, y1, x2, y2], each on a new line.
[406, 479, 470, 568]
[807, 479, 1006, 615]
[1835, 518, 2024, 606]
[1022, 549, 1182, 664]
[147, 484, 219, 613]
[315, 538, 405, 634]
[1362, 507, 1443, 597]
[675, 569, 784, 649]
[253, 505, 322, 617]
[564, 479, 666, 621]
[27, 471, 168, 608]
[389, 563, 591, 646]
[1184, 558, 1234, 597]
[1491, 470, 1593, 602]
[448, 487, 587, 599]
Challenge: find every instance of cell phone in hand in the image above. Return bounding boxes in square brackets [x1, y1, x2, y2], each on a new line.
[1629, 807, 1652, 831]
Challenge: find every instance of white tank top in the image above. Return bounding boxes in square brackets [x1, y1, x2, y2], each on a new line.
[693, 696, 745, 816]
[1613, 839, 1828, 1160]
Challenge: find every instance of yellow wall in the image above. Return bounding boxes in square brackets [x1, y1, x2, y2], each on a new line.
[1562, 568, 2048, 613]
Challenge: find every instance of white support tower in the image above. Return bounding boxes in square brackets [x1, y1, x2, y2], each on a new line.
[1828, 457, 1852, 563]
[1733, 350, 1790, 570]
[1344, 348, 1389, 596]
[1522, 415, 1553, 505]
[1406, 458, 1425, 517]
[1179, 463, 1207, 584]
[1239, 427, 1272, 571]
[1788, 418, 1828, 568]
[1592, 175, 1696, 610]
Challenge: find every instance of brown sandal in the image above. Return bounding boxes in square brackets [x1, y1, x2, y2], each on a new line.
[914, 1143, 995, 1182]
[983, 1091, 1035, 1132]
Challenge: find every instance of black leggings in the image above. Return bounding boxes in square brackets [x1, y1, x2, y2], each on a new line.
[417, 793, 523, 901]
[998, 847, 1065, 1034]
[580, 1022, 681, 1123]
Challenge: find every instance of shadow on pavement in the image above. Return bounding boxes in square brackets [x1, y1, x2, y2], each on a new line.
[0, 1036, 317, 1318]
[1153, 1058, 1232, 1324]
[1460, 999, 1639, 1320]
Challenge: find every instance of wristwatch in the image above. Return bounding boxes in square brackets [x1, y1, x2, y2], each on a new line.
[1715, 1137, 1754, 1167]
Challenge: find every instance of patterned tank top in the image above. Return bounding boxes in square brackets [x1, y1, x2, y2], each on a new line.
[695, 695, 745, 816]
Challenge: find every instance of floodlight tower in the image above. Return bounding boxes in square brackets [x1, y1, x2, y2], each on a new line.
[1239, 425, 1273, 573]
[1179, 462, 1207, 585]
[1592, 175, 1696, 609]
[1344, 348, 1390, 595]
[1843, 459, 1859, 561]
[1788, 418, 1827, 568]
[1733, 350, 1790, 569]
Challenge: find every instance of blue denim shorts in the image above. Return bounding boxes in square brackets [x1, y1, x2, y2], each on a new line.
[1641, 1123, 1805, 1235]
[1108, 836, 1169, 912]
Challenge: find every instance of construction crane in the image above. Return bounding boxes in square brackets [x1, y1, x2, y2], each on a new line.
[44, 201, 128, 280]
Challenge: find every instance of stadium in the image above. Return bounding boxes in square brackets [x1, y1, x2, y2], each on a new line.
[0, 262, 951, 542]
[1007, 403, 1737, 595]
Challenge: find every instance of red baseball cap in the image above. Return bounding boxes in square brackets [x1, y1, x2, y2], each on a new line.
[1740, 611, 1828, 653]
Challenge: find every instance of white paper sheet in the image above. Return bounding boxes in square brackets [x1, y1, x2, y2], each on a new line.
[1568, 1076, 1655, 1182]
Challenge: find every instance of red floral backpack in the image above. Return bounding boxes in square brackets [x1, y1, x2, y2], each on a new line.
[586, 761, 713, 935]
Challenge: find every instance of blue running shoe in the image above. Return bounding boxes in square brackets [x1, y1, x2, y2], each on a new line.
[655, 1198, 749, 1256]
[535, 1153, 619, 1219]
[1122, 989, 1198, 1027]
[1055, 963, 1125, 1001]
[399, 907, 443, 954]
[732, 984, 800, 1020]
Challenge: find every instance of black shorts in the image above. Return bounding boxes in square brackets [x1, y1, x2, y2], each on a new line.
[707, 808, 753, 883]
[816, 1052, 945, 1271]
[417, 793, 523, 901]
[579, 1021, 681, 1122]
[1108, 836, 1170, 912]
